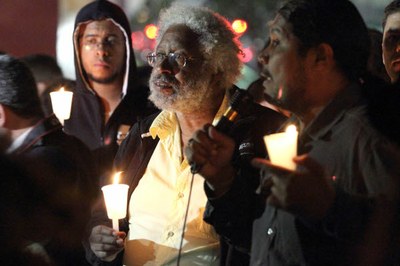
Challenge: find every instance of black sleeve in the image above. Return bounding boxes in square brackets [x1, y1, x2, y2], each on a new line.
[204, 170, 265, 251]
[204, 103, 286, 252]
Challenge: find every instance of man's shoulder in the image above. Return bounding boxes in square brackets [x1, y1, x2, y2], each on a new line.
[242, 102, 287, 134]
[120, 111, 160, 140]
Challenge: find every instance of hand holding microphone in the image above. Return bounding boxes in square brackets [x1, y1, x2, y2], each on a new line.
[187, 90, 252, 174]
[186, 124, 237, 196]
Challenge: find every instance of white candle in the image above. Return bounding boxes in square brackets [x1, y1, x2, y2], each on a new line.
[263, 124, 298, 170]
[101, 172, 129, 231]
[49, 87, 73, 125]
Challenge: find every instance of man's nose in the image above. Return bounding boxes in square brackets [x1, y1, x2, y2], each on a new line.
[96, 44, 110, 57]
[258, 49, 269, 65]
[158, 56, 179, 74]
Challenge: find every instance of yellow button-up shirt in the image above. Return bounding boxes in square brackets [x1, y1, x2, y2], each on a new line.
[124, 94, 229, 265]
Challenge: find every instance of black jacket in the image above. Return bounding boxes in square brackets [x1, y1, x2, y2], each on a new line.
[11, 115, 97, 266]
[64, 0, 157, 176]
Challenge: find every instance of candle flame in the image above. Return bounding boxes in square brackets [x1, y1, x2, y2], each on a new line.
[285, 124, 297, 133]
[113, 171, 123, 184]
[59, 86, 65, 92]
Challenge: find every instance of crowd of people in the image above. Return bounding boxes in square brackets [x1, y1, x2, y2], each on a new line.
[1, 0, 400, 265]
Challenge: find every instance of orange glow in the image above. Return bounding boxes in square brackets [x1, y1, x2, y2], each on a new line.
[232, 19, 247, 34]
[113, 171, 122, 184]
[144, 24, 158, 40]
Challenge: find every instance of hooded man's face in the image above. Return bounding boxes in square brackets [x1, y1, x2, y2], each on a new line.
[79, 19, 126, 85]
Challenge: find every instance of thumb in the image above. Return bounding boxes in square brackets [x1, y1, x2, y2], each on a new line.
[293, 154, 324, 177]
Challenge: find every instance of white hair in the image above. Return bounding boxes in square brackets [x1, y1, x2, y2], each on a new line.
[156, 3, 243, 88]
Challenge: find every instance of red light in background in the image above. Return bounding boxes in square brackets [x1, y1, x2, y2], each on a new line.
[240, 47, 253, 63]
[131, 31, 145, 50]
[144, 24, 158, 40]
[232, 19, 247, 34]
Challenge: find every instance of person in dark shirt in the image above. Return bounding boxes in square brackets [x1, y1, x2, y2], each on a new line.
[64, 0, 157, 177]
[0, 54, 97, 266]
[186, 0, 400, 265]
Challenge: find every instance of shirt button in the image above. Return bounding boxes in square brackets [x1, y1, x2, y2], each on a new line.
[167, 231, 174, 238]
[178, 192, 184, 198]
[267, 228, 274, 236]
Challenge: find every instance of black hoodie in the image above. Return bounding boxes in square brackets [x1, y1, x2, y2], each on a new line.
[64, 0, 156, 176]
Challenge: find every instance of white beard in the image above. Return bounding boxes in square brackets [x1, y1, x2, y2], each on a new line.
[149, 72, 221, 113]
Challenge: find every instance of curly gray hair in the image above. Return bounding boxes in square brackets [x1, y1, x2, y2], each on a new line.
[156, 3, 243, 88]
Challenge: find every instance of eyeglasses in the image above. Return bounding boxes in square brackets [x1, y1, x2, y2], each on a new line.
[146, 52, 197, 68]
[81, 37, 122, 51]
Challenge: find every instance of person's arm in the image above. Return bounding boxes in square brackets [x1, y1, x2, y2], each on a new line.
[252, 139, 400, 244]
[84, 122, 144, 265]
[186, 125, 265, 251]
[204, 168, 265, 251]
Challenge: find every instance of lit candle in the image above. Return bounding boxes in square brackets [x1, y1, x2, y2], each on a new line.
[101, 172, 129, 231]
[49, 87, 73, 125]
[263, 124, 298, 170]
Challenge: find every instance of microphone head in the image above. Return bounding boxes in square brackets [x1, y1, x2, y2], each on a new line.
[230, 89, 253, 115]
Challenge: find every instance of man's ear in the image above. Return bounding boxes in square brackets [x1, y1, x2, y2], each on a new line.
[314, 43, 334, 66]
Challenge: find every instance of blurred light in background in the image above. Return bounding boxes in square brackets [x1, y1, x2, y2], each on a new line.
[144, 24, 158, 40]
[240, 47, 253, 63]
[56, 0, 392, 87]
[232, 19, 248, 35]
[131, 31, 145, 50]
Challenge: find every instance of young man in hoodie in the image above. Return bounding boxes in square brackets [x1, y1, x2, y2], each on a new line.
[64, 0, 156, 177]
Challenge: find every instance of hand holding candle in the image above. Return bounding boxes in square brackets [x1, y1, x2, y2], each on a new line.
[50, 86, 73, 125]
[101, 172, 129, 231]
[264, 125, 298, 170]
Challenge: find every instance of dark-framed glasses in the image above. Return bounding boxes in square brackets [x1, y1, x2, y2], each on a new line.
[146, 52, 197, 68]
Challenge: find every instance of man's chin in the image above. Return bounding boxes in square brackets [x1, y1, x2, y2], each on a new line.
[87, 73, 118, 84]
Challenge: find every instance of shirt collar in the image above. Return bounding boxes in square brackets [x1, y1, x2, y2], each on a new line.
[6, 126, 34, 154]
[299, 82, 364, 141]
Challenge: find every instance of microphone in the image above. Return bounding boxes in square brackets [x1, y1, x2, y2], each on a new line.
[213, 89, 252, 134]
[190, 89, 253, 174]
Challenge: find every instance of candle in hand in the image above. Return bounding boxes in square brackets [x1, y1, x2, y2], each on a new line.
[263, 124, 298, 170]
[49, 86, 73, 125]
[101, 172, 129, 231]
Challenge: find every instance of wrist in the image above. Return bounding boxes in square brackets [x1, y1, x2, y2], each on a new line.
[206, 165, 236, 197]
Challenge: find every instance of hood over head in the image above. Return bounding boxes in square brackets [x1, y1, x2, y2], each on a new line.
[73, 0, 136, 95]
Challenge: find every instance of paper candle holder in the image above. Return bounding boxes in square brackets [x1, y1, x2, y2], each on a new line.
[263, 125, 298, 170]
[101, 172, 129, 231]
[50, 87, 73, 125]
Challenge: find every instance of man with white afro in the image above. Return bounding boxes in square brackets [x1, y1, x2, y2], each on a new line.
[86, 3, 285, 266]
